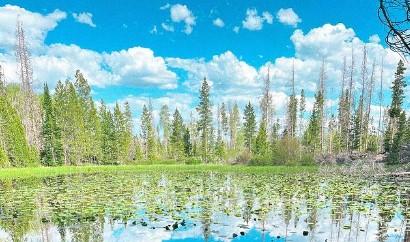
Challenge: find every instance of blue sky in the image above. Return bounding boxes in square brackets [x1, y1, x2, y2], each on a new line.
[0, 0, 404, 126]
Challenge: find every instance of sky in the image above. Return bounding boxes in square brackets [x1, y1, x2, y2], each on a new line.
[0, 0, 406, 127]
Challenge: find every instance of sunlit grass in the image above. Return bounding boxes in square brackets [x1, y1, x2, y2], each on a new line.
[0, 164, 317, 179]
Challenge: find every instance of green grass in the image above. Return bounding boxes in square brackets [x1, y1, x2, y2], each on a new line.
[0, 164, 317, 179]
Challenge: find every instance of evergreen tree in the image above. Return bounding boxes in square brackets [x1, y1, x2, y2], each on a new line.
[243, 102, 256, 152]
[183, 127, 192, 157]
[388, 111, 406, 163]
[304, 90, 324, 153]
[41, 83, 63, 166]
[254, 122, 269, 156]
[299, 89, 306, 137]
[220, 102, 228, 138]
[196, 78, 212, 162]
[229, 102, 240, 150]
[141, 104, 156, 160]
[384, 60, 407, 154]
[99, 101, 117, 163]
[170, 108, 185, 159]
[159, 104, 170, 156]
[74, 70, 102, 163]
[0, 93, 37, 167]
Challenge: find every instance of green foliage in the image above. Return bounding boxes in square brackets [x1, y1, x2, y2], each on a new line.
[196, 78, 212, 162]
[141, 104, 156, 160]
[303, 90, 324, 153]
[253, 122, 268, 156]
[0, 94, 38, 167]
[41, 83, 63, 166]
[243, 102, 256, 152]
[170, 108, 185, 159]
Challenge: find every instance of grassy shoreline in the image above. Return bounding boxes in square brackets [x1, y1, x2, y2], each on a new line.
[0, 164, 317, 179]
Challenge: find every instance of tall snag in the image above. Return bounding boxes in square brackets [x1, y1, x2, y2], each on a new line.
[15, 20, 42, 152]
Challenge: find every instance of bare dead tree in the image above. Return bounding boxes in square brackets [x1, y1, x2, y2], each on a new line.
[379, 0, 410, 58]
[15, 20, 42, 151]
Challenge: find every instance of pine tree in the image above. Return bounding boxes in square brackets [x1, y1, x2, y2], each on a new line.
[299, 89, 306, 137]
[183, 127, 192, 157]
[159, 104, 170, 156]
[254, 122, 269, 156]
[388, 111, 406, 163]
[287, 60, 298, 137]
[41, 83, 63, 166]
[220, 102, 228, 138]
[304, 91, 324, 153]
[229, 102, 240, 150]
[0, 93, 37, 167]
[74, 70, 102, 163]
[196, 78, 212, 162]
[170, 108, 185, 159]
[243, 102, 256, 152]
[384, 60, 407, 154]
[141, 104, 156, 160]
[99, 101, 117, 164]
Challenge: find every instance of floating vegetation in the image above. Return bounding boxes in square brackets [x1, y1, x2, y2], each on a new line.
[0, 170, 408, 241]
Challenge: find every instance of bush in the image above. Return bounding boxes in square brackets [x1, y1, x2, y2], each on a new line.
[183, 157, 202, 165]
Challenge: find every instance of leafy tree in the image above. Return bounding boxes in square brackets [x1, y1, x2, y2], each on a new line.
[196, 78, 212, 162]
[243, 102, 256, 152]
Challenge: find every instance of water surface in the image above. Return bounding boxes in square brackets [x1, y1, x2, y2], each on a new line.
[0, 170, 409, 241]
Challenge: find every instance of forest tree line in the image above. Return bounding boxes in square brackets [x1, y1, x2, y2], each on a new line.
[0, 22, 410, 167]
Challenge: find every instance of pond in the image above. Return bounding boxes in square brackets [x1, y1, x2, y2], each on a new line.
[0, 170, 408, 242]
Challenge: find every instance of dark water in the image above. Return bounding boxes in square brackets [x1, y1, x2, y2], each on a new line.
[0, 171, 408, 242]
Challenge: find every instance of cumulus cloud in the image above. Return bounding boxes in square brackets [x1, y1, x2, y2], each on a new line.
[0, 4, 66, 52]
[233, 26, 240, 33]
[161, 22, 174, 32]
[72, 12, 96, 27]
[0, 5, 178, 90]
[167, 51, 260, 91]
[168, 4, 196, 34]
[213, 18, 224, 28]
[276, 8, 301, 27]
[242, 8, 273, 31]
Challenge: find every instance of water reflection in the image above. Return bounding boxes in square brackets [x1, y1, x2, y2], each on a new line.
[0, 171, 408, 241]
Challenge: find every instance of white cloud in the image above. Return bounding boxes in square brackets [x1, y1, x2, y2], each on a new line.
[161, 22, 174, 32]
[213, 18, 224, 28]
[167, 51, 260, 91]
[72, 12, 96, 28]
[276, 8, 301, 27]
[104, 47, 178, 89]
[169, 4, 196, 34]
[233, 26, 240, 33]
[242, 8, 273, 31]
[0, 4, 66, 52]
[159, 3, 170, 10]
[150, 25, 158, 34]
[369, 34, 381, 43]
[0, 5, 178, 90]
[262, 11, 273, 24]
